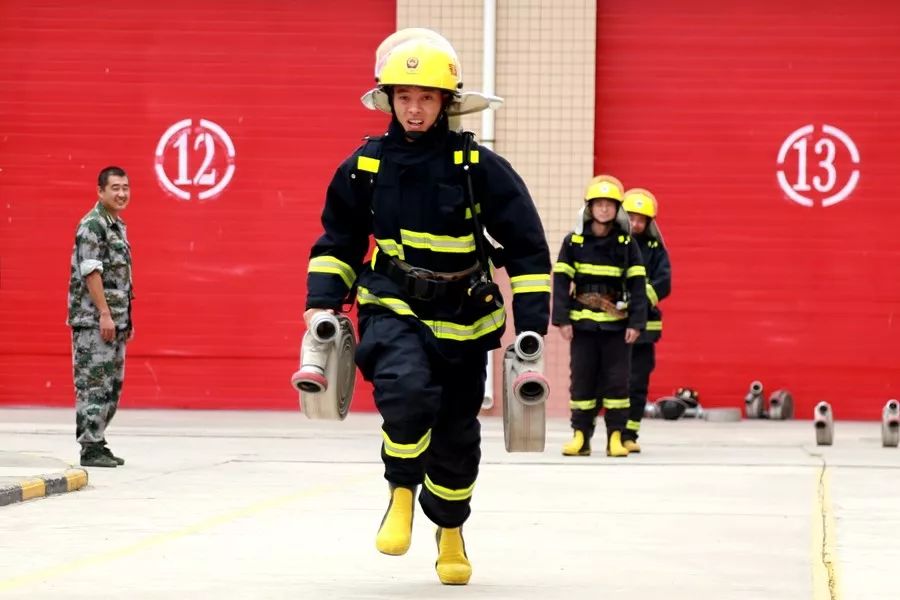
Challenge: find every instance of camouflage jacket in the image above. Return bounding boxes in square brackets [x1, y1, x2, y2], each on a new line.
[67, 202, 133, 330]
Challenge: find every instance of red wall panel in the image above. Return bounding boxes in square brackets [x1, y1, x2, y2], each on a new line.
[0, 1, 395, 409]
[596, 1, 900, 419]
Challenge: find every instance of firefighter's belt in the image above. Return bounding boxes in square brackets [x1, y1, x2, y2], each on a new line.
[575, 292, 627, 319]
[377, 256, 480, 302]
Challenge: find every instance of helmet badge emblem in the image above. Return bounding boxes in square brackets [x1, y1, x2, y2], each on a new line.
[406, 56, 419, 69]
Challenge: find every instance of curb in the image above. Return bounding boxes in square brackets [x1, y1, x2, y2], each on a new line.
[0, 468, 89, 507]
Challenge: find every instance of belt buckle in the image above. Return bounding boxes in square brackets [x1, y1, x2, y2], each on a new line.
[409, 277, 438, 301]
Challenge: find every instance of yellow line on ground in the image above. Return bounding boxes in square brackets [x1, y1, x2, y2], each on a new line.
[811, 465, 842, 600]
[0, 475, 365, 592]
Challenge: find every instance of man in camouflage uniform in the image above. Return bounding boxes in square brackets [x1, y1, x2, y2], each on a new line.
[67, 166, 134, 468]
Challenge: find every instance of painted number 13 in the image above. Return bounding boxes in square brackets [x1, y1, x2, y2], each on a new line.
[791, 137, 836, 193]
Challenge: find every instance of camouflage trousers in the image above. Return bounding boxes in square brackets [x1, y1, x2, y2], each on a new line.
[72, 327, 128, 445]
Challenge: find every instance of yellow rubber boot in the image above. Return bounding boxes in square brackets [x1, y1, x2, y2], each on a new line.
[562, 430, 591, 456]
[435, 527, 472, 585]
[607, 431, 630, 457]
[623, 439, 641, 453]
[375, 486, 415, 555]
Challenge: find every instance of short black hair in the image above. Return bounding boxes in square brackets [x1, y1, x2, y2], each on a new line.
[98, 166, 127, 189]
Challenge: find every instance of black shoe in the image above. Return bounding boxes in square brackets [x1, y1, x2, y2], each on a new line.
[80, 445, 118, 468]
[100, 445, 125, 466]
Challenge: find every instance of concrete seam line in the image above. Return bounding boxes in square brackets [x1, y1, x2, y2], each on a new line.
[811, 460, 843, 600]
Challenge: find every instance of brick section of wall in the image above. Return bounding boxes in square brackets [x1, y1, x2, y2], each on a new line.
[397, 1, 597, 417]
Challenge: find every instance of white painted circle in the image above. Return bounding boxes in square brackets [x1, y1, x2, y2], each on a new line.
[155, 119, 236, 201]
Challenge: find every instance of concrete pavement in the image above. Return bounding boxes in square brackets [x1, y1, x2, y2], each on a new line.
[0, 407, 898, 599]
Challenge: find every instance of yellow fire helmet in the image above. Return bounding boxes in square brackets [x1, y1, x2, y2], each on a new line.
[577, 174, 630, 234]
[623, 187, 664, 242]
[361, 28, 503, 116]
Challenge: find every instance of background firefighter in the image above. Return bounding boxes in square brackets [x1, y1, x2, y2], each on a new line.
[552, 175, 648, 458]
[622, 188, 672, 452]
[302, 28, 550, 585]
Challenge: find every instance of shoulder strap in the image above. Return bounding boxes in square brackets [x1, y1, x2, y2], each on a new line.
[459, 131, 493, 281]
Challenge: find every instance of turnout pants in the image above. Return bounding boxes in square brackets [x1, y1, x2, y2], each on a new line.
[569, 329, 631, 442]
[624, 342, 656, 441]
[72, 327, 127, 445]
[355, 313, 486, 529]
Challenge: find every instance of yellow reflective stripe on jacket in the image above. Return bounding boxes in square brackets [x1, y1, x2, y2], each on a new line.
[308, 256, 355, 288]
[374, 238, 405, 260]
[357, 287, 416, 316]
[553, 262, 575, 277]
[463, 203, 482, 219]
[422, 307, 506, 341]
[626, 420, 641, 431]
[626, 265, 646, 278]
[510, 273, 551, 294]
[646, 283, 659, 306]
[603, 397, 630, 409]
[400, 229, 476, 254]
[382, 429, 431, 459]
[424, 475, 475, 501]
[575, 262, 623, 277]
[646, 320, 662, 331]
[357, 287, 505, 341]
[570, 399, 597, 411]
[570, 234, 584, 245]
[357, 155, 380, 173]
[452, 150, 480, 165]
[569, 308, 626, 322]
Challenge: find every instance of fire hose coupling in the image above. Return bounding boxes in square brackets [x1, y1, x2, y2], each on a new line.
[513, 331, 543, 362]
[813, 401, 834, 446]
[290, 313, 358, 421]
[882, 399, 899, 448]
[744, 380, 766, 418]
[310, 311, 340, 344]
[503, 331, 549, 452]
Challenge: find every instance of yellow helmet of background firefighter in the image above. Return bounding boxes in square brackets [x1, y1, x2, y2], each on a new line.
[577, 174, 630, 234]
[623, 188, 658, 219]
[585, 175, 625, 203]
[375, 29, 462, 93]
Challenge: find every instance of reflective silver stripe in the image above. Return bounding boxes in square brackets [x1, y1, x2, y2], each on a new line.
[424, 474, 475, 501]
[422, 307, 506, 341]
[510, 273, 551, 294]
[553, 262, 575, 277]
[374, 238, 405, 260]
[308, 256, 355, 288]
[382, 429, 431, 458]
[357, 287, 416, 316]
[400, 229, 476, 254]
[646, 283, 659, 306]
[569, 308, 626, 323]
[570, 399, 597, 411]
[357, 287, 505, 341]
[626, 265, 646, 278]
[574, 263, 623, 277]
[626, 420, 641, 431]
[603, 398, 630, 409]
